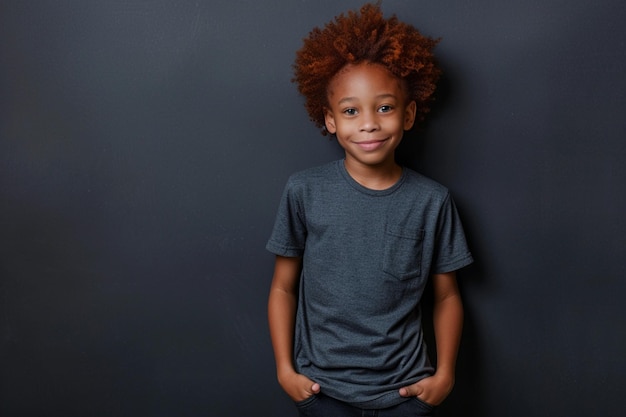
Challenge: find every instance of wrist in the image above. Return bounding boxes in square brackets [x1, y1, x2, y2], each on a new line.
[276, 364, 297, 383]
[434, 362, 455, 376]
[433, 368, 455, 385]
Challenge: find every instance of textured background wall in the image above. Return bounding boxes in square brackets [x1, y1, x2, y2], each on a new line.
[1, 1, 625, 416]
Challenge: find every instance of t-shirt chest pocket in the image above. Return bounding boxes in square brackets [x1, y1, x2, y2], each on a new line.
[382, 227, 424, 280]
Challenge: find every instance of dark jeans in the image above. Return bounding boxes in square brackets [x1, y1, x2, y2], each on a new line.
[296, 393, 434, 417]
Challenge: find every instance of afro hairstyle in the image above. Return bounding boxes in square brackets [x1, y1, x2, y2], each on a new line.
[293, 2, 442, 135]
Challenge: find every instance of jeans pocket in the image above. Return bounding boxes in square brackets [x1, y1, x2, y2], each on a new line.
[294, 394, 321, 417]
[294, 394, 318, 409]
[412, 396, 435, 410]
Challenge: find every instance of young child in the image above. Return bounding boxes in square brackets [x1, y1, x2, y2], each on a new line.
[266, 3, 473, 416]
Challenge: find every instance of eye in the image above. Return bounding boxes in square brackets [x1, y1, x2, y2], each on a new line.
[343, 108, 358, 116]
[378, 105, 393, 113]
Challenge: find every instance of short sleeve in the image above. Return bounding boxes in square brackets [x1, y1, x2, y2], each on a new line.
[265, 178, 307, 257]
[431, 193, 473, 274]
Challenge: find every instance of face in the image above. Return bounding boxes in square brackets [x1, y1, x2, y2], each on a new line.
[324, 62, 416, 170]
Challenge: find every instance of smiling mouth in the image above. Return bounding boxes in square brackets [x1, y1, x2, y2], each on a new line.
[354, 138, 388, 151]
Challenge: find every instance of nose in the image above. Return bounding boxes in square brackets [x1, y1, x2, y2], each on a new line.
[360, 110, 380, 132]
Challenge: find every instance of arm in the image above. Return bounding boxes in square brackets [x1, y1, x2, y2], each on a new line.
[267, 255, 320, 401]
[399, 271, 463, 405]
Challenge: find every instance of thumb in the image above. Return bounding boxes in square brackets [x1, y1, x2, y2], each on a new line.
[311, 382, 321, 394]
[399, 384, 421, 398]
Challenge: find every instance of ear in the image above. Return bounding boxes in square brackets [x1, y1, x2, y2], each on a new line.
[324, 107, 337, 134]
[403, 101, 417, 130]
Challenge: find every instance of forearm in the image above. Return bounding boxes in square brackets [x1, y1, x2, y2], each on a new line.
[267, 255, 302, 379]
[431, 272, 463, 380]
[268, 286, 298, 376]
[267, 256, 321, 401]
[432, 288, 463, 378]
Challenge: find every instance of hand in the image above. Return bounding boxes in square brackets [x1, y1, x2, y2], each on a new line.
[278, 370, 321, 402]
[398, 373, 454, 406]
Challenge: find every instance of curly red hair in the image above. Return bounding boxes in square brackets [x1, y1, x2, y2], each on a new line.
[293, 2, 441, 135]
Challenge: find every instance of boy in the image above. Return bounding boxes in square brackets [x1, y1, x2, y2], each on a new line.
[266, 3, 473, 416]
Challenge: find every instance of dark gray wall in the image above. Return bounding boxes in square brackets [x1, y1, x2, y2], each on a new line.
[1, 1, 625, 416]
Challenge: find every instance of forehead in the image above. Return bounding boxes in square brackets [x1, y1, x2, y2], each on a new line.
[326, 62, 406, 101]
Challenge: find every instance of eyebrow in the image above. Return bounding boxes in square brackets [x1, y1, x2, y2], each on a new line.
[337, 94, 398, 106]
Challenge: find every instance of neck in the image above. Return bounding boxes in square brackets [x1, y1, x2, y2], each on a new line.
[343, 158, 402, 190]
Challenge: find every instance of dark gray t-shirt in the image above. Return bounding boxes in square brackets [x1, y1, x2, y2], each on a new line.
[266, 160, 473, 408]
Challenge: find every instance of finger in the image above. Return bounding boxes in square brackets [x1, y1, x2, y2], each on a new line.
[399, 386, 413, 397]
[311, 382, 321, 393]
[399, 384, 423, 398]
